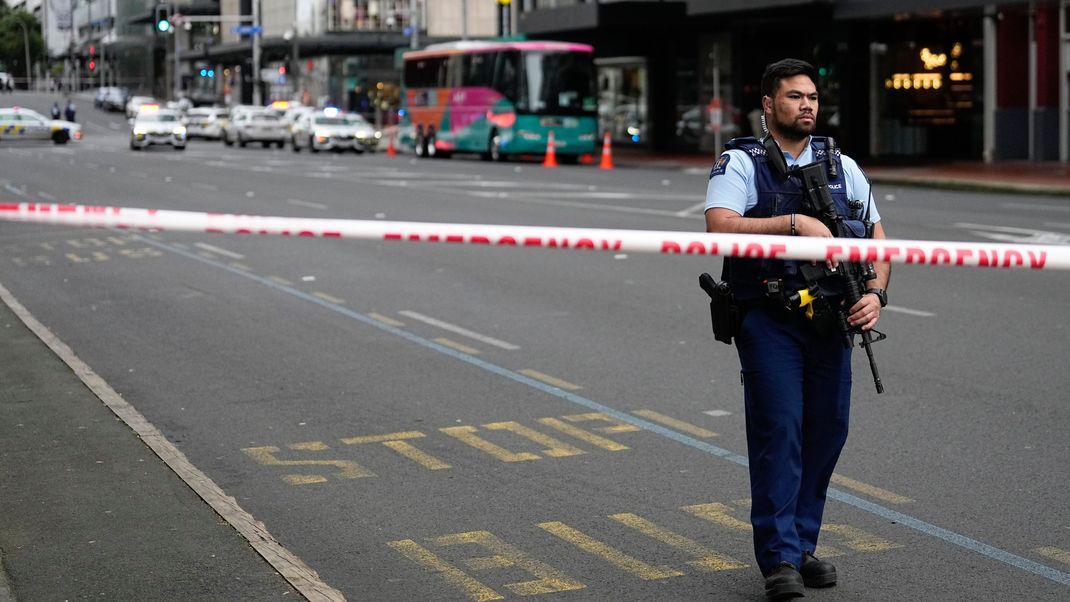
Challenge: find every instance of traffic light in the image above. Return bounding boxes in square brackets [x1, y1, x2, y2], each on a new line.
[88, 45, 96, 71]
[156, 5, 171, 33]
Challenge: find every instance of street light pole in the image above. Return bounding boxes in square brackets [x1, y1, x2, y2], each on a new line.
[16, 19, 32, 91]
[252, 0, 261, 105]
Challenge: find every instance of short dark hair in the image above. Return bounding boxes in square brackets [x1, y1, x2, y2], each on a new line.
[761, 59, 817, 98]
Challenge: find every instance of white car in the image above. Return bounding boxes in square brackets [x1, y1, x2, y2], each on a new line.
[224, 110, 287, 148]
[126, 95, 157, 118]
[183, 107, 228, 139]
[129, 106, 187, 150]
[0, 107, 82, 144]
[291, 109, 378, 153]
[344, 112, 382, 152]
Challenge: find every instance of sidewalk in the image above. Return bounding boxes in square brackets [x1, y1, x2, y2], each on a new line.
[0, 287, 303, 601]
[610, 146, 1070, 197]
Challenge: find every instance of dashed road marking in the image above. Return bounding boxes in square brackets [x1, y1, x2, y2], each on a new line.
[287, 198, 330, 210]
[830, 473, 914, 505]
[434, 337, 481, 355]
[194, 242, 245, 259]
[518, 369, 581, 391]
[312, 292, 345, 304]
[369, 312, 404, 326]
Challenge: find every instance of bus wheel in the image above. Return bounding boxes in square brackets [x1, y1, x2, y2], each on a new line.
[425, 131, 437, 158]
[488, 132, 505, 162]
[414, 130, 426, 157]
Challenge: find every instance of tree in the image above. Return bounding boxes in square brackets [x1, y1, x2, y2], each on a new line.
[0, 9, 44, 86]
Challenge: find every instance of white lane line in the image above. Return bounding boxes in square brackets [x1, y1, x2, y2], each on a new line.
[884, 306, 935, 317]
[675, 201, 709, 217]
[0, 282, 346, 601]
[954, 222, 1070, 245]
[398, 310, 520, 350]
[1000, 202, 1070, 213]
[287, 199, 329, 210]
[464, 191, 695, 219]
[193, 242, 245, 259]
[36, 191, 57, 201]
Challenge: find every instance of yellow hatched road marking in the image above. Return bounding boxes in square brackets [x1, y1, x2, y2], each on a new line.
[821, 524, 904, 552]
[830, 473, 914, 504]
[609, 513, 747, 571]
[431, 531, 585, 596]
[369, 311, 404, 326]
[312, 291, 345, 304]
[561, 412, 642, 434]
[341, 431, 426, 445]
[632, 409, 718, 438]
[440, 425, 541, 462]
[387, 539, 504, 602]
[1034, 547, 1070, 566]
[519, 369, 582, 390]
[538, 521, 684, 580]
[537, 417, 630, 451]
[684, 503, 845, 559]
[483, 421, 584, 457]
[435, 337, 481, 354]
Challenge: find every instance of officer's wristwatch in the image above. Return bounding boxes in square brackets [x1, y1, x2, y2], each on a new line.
[865, 287, 888, 307]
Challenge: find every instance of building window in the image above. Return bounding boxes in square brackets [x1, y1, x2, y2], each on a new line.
[332, 0, 417, 32]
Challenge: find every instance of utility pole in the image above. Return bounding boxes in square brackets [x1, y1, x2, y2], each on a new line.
[410, 0, 419, 48]
[16, 19, 31, 91]
[461, 0, 468, 40]
[252, 0, 261, 105]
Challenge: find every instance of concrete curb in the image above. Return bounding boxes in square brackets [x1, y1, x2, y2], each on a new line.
[867, 174, 1070, 197]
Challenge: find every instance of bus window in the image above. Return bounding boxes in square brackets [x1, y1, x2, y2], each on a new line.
[494, 51, 519, 102]
[520, 51, 597, 115]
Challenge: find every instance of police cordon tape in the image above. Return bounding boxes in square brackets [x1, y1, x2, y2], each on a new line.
[2, 202, 1069, 271]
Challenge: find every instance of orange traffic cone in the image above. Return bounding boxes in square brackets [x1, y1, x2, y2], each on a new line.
[542, 131, 558, 168]
[386, 130, 397, 157]
[599, 131, 614, 170]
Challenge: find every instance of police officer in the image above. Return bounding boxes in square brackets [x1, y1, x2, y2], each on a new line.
[704, 58, 890, 600]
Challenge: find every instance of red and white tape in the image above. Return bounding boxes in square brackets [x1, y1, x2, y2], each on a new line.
[2, 202, 1068, 270]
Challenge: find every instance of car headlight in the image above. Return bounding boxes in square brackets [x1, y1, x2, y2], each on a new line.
[173, 126, 187, 136]
[374, 131, 382, 139]
[133, 127, 148, 136]
[315, 130, 331, 139]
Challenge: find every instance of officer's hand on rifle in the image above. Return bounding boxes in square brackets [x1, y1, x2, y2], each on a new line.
[793, 214, 839, 269]
[847, 294, 882, 332]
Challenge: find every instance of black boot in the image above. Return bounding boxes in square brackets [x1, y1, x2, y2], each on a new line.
[764, 562, 805, 599]
[800, 552, 837, 588]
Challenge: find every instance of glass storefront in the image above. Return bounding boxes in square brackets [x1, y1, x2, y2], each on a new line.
[596, 57, 648, 145]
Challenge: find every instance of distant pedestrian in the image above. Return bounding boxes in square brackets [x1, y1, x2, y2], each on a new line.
[64, 99, 76, 122]
[51, 102, 61, 119]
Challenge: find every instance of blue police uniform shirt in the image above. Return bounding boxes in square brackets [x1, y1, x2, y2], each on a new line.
[704, 138, 881, 223]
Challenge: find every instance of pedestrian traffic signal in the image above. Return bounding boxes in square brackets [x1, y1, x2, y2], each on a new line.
[156, 6, 172, 33]
[88, 60, 96, 71]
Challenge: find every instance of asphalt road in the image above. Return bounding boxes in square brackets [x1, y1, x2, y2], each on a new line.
[2, 92, 1069, 601]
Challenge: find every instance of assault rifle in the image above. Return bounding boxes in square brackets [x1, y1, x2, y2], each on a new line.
[762, 136, 886, 393]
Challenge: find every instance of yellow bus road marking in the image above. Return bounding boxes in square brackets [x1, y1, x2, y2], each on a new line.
[537, 417, 630, 451]
[519, 369, 582, 391]
[821, 524, 904, 552]
[118, 247, 163, 259]
[268, 275, 293, 286]
[241, 444, 374, 483]
[609, 513, 747, 571]
[632, 409, 718, 438]
[483, 421, 585, 457]
[1034, 547, 1070, 566]
[538, 521, 684, 580]
[561, 411, 643, 434]
[435, 337, 481, 355]
[682, 503, 844, 559]
[830, 473, 914, 504]
[369, 312, 404, 326]
[340, 431, 451, 470]
[387, 539, 505, 602]
[64, 253, 89, 263]
[312, 291, 345, 304]
[439, 425, 541, 462]
[431, 531, 585, 596]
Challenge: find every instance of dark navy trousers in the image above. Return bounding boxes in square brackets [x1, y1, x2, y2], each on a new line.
[734, 307, 852, 576]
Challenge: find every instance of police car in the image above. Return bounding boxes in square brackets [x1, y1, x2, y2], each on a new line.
[129, 105, 187, 150]
[0, 107, 82, 144]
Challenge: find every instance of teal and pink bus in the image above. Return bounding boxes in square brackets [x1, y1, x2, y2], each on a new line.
[400, 40, 598, 162]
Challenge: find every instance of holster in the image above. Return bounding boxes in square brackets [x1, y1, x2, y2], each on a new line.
[699, 273, 743, 345]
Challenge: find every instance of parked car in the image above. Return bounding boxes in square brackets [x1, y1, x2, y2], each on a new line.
[125, 95, 157, 118]
[183, 107, 228, 140]
[102, 87, 130, 112]
[0, 107, 82, 144]
[223, 109, 287, 148]
[129, 105, 186, 150]
[291, 108, 378, 153]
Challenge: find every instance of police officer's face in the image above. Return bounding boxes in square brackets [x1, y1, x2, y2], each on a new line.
[763, 74, 818, 141]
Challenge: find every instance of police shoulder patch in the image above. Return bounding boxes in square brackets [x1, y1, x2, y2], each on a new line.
[709, 153, 731, 179]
